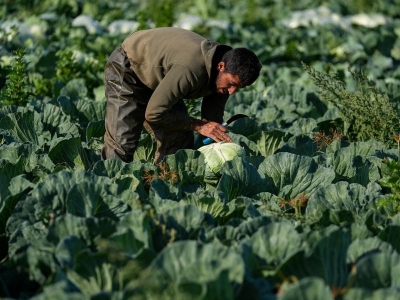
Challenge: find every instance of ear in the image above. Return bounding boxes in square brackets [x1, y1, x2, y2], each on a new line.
[217, 62, 225, 72]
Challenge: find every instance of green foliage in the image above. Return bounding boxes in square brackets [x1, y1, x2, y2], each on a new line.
[185, 100, 201, 119]
[138, 0, 176, 28]
[303, 62, 400, 147]
[378, 159, 400, 215]
[2, 1, 400, 299]
[338, 0, 400, 17]
[0, 49, 30, 107]
[29, 49, 104, 99]
[55, 49, 80, 84]
[1, 47, 104, 102]
[55, 49, 102, 98]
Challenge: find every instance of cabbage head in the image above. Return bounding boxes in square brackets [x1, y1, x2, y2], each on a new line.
[198, 142, 246, 174]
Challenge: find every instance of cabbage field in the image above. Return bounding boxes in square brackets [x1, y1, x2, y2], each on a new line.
[1, 0, 400, 299]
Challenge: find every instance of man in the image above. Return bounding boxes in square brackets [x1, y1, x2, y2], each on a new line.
[102, 27, 262, 163]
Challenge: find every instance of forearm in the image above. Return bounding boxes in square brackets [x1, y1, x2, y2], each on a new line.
[146, 98, 195, 131]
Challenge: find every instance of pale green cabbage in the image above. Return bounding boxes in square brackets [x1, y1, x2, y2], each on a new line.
[198, 142, 246, 174]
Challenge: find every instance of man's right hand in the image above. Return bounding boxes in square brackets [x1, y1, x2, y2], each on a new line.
[191, 120, 232, 143]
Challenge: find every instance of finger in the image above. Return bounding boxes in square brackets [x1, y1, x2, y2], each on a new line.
[218, 131, 231, 142]
[217, 125, 229, 133]
[223, 134, 232, 142]
[210, 133, 224, 143]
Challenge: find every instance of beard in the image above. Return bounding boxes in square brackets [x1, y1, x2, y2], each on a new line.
[215, 72, 229, 94]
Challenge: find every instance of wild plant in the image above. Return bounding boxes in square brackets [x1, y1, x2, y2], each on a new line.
[55, 49, 102, 97]
[142, 162, 180, 188]
[313, 128, 343, 151]
[302, 62, 400, 147]
[0, 48, 30, 107]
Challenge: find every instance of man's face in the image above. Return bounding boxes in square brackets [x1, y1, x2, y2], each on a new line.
[215, 62, 243, 95]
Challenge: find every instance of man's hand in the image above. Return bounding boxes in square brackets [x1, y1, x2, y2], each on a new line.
[191, 120, 232, 143]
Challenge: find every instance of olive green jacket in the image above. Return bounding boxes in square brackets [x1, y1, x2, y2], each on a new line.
[121, 27, 231, 131]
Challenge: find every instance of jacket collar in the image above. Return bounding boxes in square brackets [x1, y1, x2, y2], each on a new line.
[201, 40, 232, 91]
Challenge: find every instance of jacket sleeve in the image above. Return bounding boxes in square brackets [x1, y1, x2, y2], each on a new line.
[144, 65, 203, 131]
[201, 93, 229, 124]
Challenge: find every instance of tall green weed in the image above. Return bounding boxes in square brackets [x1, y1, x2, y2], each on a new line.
[1, 47, 104, 103]
[302, 62, 400, 147]
[0, 49, 30, 107]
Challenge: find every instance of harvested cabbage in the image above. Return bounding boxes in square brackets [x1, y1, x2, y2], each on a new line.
[198, 142, 246, 174]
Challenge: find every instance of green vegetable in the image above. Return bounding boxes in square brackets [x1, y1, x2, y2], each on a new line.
[198, 142, 246, 174]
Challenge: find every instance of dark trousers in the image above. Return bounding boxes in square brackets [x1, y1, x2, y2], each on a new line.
[102, 46, 194, 163]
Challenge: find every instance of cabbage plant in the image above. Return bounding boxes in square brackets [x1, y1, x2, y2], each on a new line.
[198, 142, 246, 188]
[198, 142, 246, 174]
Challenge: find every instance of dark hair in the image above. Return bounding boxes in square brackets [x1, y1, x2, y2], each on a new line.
[221, 48, 262, 86]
